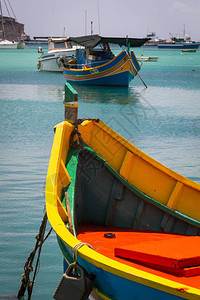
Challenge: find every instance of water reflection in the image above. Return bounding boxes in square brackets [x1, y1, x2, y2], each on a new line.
[73, 85, 143, 105]
[70, 85, 158, 145]
[0, 84, 64, 102]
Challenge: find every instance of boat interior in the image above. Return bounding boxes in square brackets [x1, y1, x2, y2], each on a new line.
[65, 147, 200, 289]
[66, 44, 115, 69]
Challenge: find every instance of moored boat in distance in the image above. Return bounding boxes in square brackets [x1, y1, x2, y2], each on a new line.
[37, 37, 84, 72]
[45, 83, 200, 300]
[181, 49, 197, 53]
[144, 31, 166, 46]
[0, 39, 24, 49]
[137, 56, 159, 62]
[62, 34, 149, 87]
[158, 36, 199, 49]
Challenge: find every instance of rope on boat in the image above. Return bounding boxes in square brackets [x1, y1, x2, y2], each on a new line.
[69, 118, 99, 149]
[70, 243, 94, 274]
[69, 126, 84, 149]
[53, 243, 96, 300]
[65, 192, 74, 235]
[17, 212, 52, 300]
[73, 242, 94, 267]
[127, 52, 148, 88]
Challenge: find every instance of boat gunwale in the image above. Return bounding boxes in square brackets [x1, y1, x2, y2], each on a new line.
[63, 49, 131, 73]
[45, 120, 200, 299]
[83, 120, 200, 192]
[64, 60, 134, 83]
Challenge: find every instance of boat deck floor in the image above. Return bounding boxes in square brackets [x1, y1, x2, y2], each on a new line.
[77, 225, 200, 289]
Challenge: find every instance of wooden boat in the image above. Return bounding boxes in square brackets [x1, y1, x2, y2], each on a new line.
[158, 43, 199, 50]
[158, 37, 199, 50]
[137, 56, 159, 62]
[37, 37, 84, 72]
[0, 39, 24, 49]
[45, 84, 200, 299]
[62, 34, 149, 87]
[181, 49, 197, 53]
[158, 33, 199, 50]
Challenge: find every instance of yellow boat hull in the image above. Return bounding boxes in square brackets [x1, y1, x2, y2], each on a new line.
[46, 119, 200, 299]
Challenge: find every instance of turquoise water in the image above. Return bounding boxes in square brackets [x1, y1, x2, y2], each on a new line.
[0, 45, 200, 299]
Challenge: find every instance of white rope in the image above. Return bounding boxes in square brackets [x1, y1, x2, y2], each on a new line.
[73, 242, 93, 266]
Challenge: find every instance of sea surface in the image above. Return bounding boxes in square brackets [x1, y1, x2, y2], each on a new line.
[0, 45, 200, 299]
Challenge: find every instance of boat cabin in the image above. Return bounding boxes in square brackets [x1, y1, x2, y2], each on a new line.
[48, 37, 75, 52]
[64, 34, 150, 70]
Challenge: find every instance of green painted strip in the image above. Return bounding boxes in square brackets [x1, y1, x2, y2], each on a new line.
[64, 147, 82, 237]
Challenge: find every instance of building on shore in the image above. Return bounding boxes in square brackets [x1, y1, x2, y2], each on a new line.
[0, 15, 30, 41]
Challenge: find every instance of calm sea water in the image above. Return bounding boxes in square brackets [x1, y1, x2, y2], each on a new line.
[0, 45, 200, 299]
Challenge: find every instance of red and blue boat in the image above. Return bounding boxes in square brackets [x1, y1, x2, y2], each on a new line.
[62, 35, 149, 87]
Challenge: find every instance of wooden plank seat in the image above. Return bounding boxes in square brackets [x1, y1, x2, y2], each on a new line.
[77, 225, 200, 288]
[115, 235, 200, 277]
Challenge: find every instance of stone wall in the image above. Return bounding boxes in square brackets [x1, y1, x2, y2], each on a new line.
[0, 16, 29, 41]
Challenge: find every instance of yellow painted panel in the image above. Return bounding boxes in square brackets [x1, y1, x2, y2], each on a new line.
[176, 187, 200, 222]
[88, 123, 127, 172]
[79, 120, 95, 145]
[119, 151, 135, 181]
[167, 181, 184, 209]
[56, 160, 71, 201]
[79, 120, 200, 219]
[127, 156, 177, 205]
[60, 159, 70, 185]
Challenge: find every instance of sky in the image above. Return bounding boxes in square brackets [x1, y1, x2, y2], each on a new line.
[2, 0, 200, 41]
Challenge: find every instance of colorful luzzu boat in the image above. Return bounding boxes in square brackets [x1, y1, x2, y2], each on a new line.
[62, 35, 149, 87]
[45, 84, 200, 300]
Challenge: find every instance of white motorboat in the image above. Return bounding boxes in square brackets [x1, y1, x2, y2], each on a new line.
[137, 56, 159, 62]
[37, 37, 84, 72]
[0, 39, 24, 49]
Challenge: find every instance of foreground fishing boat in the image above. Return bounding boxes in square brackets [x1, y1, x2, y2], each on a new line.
[62, 34, 149, 87]
[45, 84, 200, 300]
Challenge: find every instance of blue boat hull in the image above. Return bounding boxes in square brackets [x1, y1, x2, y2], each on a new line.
[63, 50, 140, 87]
[66, 70, 134, 87]
[59, 238, 185, 300]
[158, 43, 199, 49]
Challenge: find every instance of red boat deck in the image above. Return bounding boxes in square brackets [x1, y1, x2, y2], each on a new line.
[77, 225, 200, 289]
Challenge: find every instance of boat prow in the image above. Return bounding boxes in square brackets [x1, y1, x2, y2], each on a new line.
[46, 87, 200, 299]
